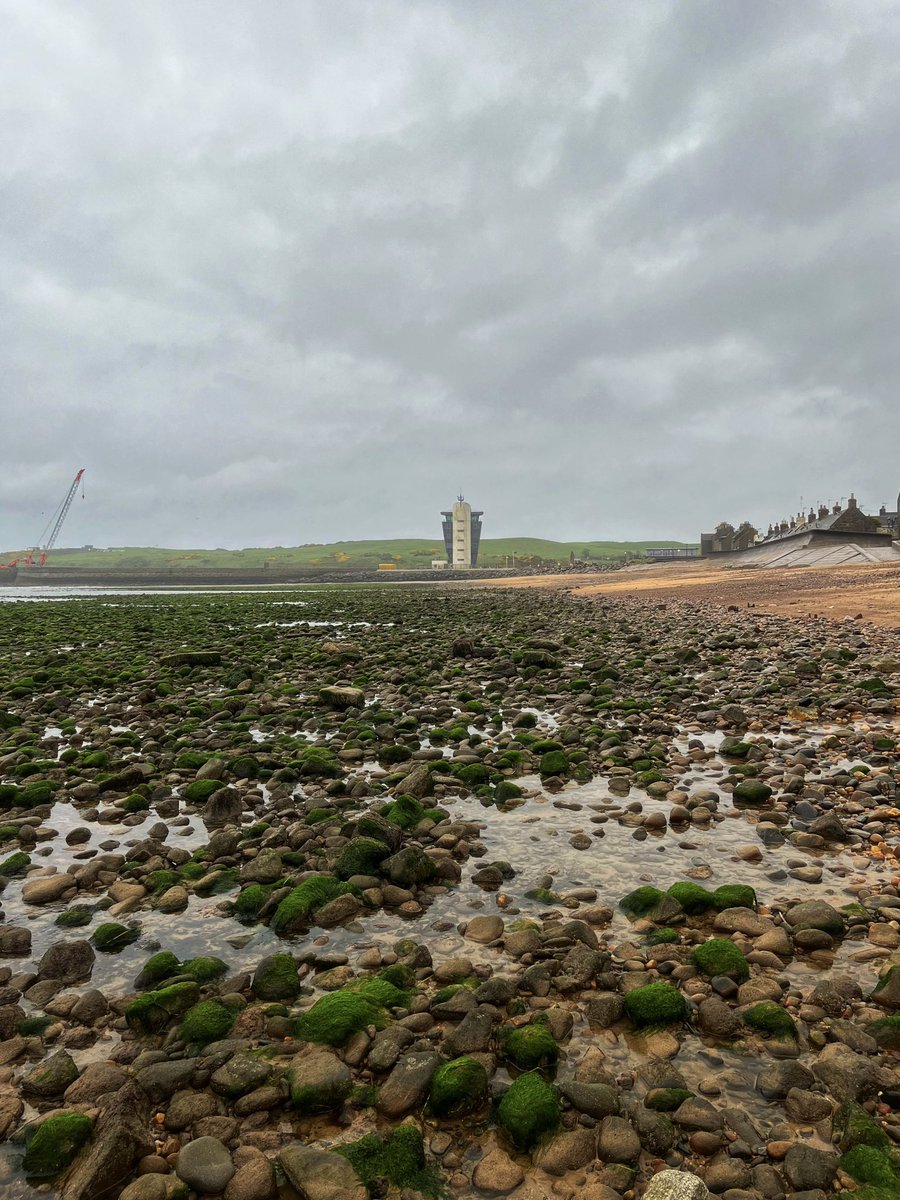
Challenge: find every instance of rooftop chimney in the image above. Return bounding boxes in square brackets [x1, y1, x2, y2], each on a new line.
[848, 493, 857, 510]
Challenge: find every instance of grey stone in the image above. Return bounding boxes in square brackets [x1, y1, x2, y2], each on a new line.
[38, 939, 95, 984]
[598, 1115, 641, 1163]
[472, 1147, 524, 1195]
[279, 1145, 367, 1200]
[176, 1136, 235, 1194]
[60, 1081, 153, 1200]
[376, 1051, 440, 1117]
[642, 1169, 710, 1200]
[783, 1145, 838, 1191]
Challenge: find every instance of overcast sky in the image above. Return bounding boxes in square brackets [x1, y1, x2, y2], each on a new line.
[2, 1, 898, 550]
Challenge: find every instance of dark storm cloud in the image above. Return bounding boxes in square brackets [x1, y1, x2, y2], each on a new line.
[1, 0, 898, 549]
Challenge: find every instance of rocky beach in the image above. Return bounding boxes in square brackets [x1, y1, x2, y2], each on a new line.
[0, 583, 898, 1200]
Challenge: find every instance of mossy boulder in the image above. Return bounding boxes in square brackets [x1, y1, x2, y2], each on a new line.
[252, 953, 301, 1001]
[645, 1088, 694, 1112]
[692, 939, 750, 981]
[500, 1019, 559, 1071]
[181, 956, 228, 984]
[732, 779, 773, 805]
[337, 1125, 437, 1194]
[742, 1002, 796, 1039]
[619, 886, 665, 917]
[181, 779, 221, 804]
[91, 922, 140, 952]
[712, 884, 757, 911]
[498, 1072, 561, 1149]
[135, 950, 181, 989]
[834, 1102, 892, 1154]
[539, 751, 569, 777]
[271, 875, 353, 935]
[839, 1144, 900, 1190]
[234, 883, 271, 919]
[667, 882, 713, 914]
[0, 851, 30, 876]
[297, 991, 386, 1046]
[494, 780, 523, 803]
[334, 837, 390, 880]
[179, 1000, 236, 1045]
[623, 982, 688, 1026]
[125, 981, 200, 1034]
[383, 846, 438, 887]
[429, 1057, 489, 1117]
[22, 1111, 93, 1179]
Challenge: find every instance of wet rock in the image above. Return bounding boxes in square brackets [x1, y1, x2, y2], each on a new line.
[368, 1025, 415, 1071]
[176, 1136, 235, 1194]
[38, 939, 95, 983]
[784, 1088, 833, 1122]
[784, 900, 843, 936]
[559, 1078, 620, 1118]
[225, 1152, 277, 1200]
[472, 1147, 524, 1195]
[60, 1080, 152, 1200]
[697, 997, 741, 1039]
[22, 1050, 79, 1098]
[445, 1008, 493, 1056]
[756, 1060, 815, 1099]
[22, 873, 78, 904]
[782, 1145, 838, 1191]
[376, 1051, 441, 1116]
[811, 1042, 884, 1102]
[703, 1153, 751, 1193]
[0, 926, 31, 955]
[672, 1098, 725, 1131]
[203, 788, 244, 827]
[643, 1169, 710, 1200]
[319, 686, 365, 710]
[156, 884, 189, 913]
[598, 1115, 641, 1163]
[64, 1061, 128, 1103]
[211, 1053, 271, 1099]
[279, 1144, 367, 1200]
[587, 992, 625, 1027]
[465, 915, 504, 943]
[288, 1048, 351, 1113]
[537, 1127, 597, 1174]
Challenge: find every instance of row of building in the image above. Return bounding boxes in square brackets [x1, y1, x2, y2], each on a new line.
[700, 491, 900, 558]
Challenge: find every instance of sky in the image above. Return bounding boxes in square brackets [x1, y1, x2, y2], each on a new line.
[2, 1, 899, 550]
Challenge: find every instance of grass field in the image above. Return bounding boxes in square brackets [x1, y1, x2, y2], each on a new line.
[2, 537, 696, 571]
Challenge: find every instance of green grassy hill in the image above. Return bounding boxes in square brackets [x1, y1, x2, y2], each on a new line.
[2, 537, 696, 571]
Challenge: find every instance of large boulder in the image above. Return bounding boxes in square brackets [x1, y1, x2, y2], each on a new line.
[318, 686, 365, 711]
[203, 788, 244, 828]
[176, 1137, 235, 1194]
[278, 1145, 367, 1200]
[289, 1049, 352, 1113]
[60, 1081, 152, 1200]
[38, 940, 95, 984]
[376, 1051, 441, 1117]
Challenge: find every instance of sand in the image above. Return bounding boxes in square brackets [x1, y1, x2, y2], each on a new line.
[473, 560, 900, 630]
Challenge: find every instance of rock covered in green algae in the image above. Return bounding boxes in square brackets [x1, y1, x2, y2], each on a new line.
[498, 1072, 562, 1149]
[623, 982, 688, 1027]
[428, 1056, 489, 1117]
[691, 938, 750, 982]
[22, 1111, 93, 1178]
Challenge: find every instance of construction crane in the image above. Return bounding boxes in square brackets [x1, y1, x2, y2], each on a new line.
[0, 469, 86, 571]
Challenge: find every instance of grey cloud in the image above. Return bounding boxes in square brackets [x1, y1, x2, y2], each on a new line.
[1, 0, 898, 549]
